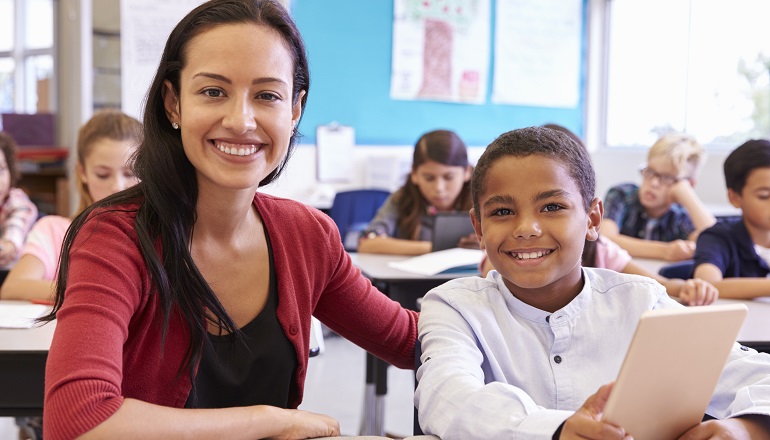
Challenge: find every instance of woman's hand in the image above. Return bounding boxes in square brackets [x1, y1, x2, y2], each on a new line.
[678, 279, 719, 306]
[0, 239, 17, 266]
[560, 383, 631, 439]
[457, 233, 480, 249]
[268, 408, 340, 440]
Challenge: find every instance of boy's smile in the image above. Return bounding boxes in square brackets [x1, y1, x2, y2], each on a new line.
[471, 155, 601, 312]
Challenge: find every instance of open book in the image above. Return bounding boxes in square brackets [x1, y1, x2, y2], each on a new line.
[388, 248, 484, 276]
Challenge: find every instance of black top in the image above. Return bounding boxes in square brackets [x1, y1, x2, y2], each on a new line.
[186, 230, 297, 408]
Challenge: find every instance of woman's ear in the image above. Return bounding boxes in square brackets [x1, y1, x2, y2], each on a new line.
[464, 165, 472, 182]
[585, 197, 603, 241]
[162, 80, 180, 124]
[291, 90, 306, 126]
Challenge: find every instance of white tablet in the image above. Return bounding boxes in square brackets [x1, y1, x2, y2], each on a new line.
[602, 303, 747, 440]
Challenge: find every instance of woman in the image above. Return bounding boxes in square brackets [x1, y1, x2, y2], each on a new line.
[41, 1, 417, 438]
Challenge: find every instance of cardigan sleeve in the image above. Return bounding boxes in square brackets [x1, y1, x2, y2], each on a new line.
[43, 209, 147, 440]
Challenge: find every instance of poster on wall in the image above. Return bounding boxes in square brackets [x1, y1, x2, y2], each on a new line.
[390, 0, 491, 104]
[491, 0, 582, 108]
[120, 0, 207, 119]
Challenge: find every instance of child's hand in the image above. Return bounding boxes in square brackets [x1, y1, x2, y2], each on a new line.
[677, 415, 770, 440]
[667, 178, 696, 205]
[0, 239, 17, 266]
[560, 383, 631, 440]
[678, 279, 719, 306]
[457, 233, 480, 249]
[268, 408, 340, 439]
[665, 240, 696, 261]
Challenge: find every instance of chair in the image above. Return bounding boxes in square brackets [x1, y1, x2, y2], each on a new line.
[658, 260, 695, 279]
[327, 189, 390, 251]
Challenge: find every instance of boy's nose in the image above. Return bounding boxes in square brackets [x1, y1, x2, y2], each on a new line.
[512, 216, 541, 239]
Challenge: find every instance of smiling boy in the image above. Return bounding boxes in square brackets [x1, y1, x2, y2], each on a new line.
[414, 127, 770, 440]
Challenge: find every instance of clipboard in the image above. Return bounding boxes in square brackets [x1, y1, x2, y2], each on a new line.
[316, 122, 355, 182]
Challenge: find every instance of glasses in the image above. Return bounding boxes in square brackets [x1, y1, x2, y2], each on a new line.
[638, 165, 683, 186]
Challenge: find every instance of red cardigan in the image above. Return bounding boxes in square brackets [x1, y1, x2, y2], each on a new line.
[43, 193, 418, 440]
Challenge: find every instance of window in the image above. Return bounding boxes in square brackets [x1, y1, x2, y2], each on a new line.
[0, 0, 55, 115]
[604, 0, 770, 148]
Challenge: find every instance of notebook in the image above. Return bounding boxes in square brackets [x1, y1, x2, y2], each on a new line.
[422, 212, 475, 252]
[601, 303, 747, 440]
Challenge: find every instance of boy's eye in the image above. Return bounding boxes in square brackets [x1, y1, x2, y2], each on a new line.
[542, 203, 563, 212]
[491, 208, 513, 216]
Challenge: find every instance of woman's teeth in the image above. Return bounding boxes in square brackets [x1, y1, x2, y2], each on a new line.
[216, 141, 258, 156]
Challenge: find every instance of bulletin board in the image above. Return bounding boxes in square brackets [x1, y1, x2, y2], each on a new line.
[291, 0, 587, 146]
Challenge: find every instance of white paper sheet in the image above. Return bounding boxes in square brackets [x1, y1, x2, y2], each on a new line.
[0, 303, 50, 329]
[388, 248, 484, 276]
[316, 124, 355, 182]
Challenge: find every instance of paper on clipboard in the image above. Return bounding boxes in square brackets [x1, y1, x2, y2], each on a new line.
[316, 123, 355, 182]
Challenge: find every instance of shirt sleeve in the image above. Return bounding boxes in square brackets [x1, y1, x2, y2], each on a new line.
[706, 344, 770, 419]
[415, 291, 571, 440]
[602, 185, 630, 226]
[693, 225, 731, 275]
[0, 188, 38, 251]
[363, 194, 400, 237]
[21, 216, 70, 280]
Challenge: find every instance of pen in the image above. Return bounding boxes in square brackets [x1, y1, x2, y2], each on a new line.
[30, 299, 54, 306]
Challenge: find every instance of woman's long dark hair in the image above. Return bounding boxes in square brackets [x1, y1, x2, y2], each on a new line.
[395, 130, 472, 239]
[42, 0, 310, 379]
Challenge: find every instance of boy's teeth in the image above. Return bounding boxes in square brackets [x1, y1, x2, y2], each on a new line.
[512, 250, 551, 260]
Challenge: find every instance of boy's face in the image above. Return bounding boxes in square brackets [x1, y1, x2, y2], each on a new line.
[728, 167, 770, 241]
[638, 155, 684, 214]
[471, 155, 602, 312]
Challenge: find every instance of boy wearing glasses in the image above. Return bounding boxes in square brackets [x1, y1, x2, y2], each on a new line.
[602, 133, 716, 261]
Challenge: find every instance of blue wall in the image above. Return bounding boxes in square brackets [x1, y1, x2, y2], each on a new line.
[292, 0, 586, 146]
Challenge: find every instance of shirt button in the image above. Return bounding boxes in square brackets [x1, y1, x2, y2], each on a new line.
[740, 346, 750, 351]
[290, 325, 298, 335]
[545, 315, 550, 323]
[554, 355, 562, 364]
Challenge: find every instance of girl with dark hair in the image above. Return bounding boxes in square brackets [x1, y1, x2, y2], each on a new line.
[359, 129, 475, 255]
[40, 1, 417, 438]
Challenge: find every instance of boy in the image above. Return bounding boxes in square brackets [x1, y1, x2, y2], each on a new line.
[602, 133, 716, 261]
[415, 127, 770, 439]
[693, 139, 770, 298]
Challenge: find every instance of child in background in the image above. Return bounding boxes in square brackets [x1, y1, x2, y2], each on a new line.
[358, 129, 475, 255]
[693, 139, 770, 298]
[0, 132, 38, 266]
[415, 126, 770, 439]
[602, 133, 716, 261]
[0, 109, 141, 301]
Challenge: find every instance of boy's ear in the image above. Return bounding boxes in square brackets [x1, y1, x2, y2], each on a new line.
[585, 197, 603, 242]
[470, 207, 485, 250]
[162, 80, 180, 124]
[727, 188, 742, 208]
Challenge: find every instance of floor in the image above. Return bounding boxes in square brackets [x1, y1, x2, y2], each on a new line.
[0, 334, 416, 439]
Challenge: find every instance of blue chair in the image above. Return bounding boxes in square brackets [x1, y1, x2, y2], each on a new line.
[658, 260, 695, 279]
[327, 189, 390, 251]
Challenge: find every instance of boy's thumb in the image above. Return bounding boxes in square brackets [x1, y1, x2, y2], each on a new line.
[583, 382, 615, 418]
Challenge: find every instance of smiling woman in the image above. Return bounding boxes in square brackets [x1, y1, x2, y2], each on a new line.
[37, 1, 418, 439]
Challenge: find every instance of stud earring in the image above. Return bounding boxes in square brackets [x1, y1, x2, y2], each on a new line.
[172, 122, 179, 129]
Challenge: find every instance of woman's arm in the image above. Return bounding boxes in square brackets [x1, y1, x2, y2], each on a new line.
[357, 235, 432, 255]
[0, 254, 54, 301]
[78, 398, 339, 440]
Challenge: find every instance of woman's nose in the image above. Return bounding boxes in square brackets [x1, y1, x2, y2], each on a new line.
[222, 96, 257, 134]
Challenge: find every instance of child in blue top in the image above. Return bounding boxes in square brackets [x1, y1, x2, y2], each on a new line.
[693, 139, 770, 298]
[415, 126, 770, 439]
[602, 133, 716, 261]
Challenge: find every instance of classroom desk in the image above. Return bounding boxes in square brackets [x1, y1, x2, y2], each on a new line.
[349, 253, 479, 436]
[0, 302, 55, 417]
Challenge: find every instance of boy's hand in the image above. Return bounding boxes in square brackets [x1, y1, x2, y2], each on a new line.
[665, 240, 696, 261]
[678, 415, 770, 440]
[0, 239, 17, 266]
[560, 383, 631, 439]
[667, 179, 696, 205]
[678, 279, 719, 306]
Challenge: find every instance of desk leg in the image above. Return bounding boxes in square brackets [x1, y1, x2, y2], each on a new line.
[360, 352, 388, 436]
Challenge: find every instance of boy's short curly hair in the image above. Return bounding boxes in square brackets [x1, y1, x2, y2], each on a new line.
[472, 126, 595, 220]
[724, 139, 770, 194]
[0, 131, 21, 186]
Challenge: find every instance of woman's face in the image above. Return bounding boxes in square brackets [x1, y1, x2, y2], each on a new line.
[411, 160, 471, 211]
[163, 23, 303, 194]
[78, 138, 138, 203]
